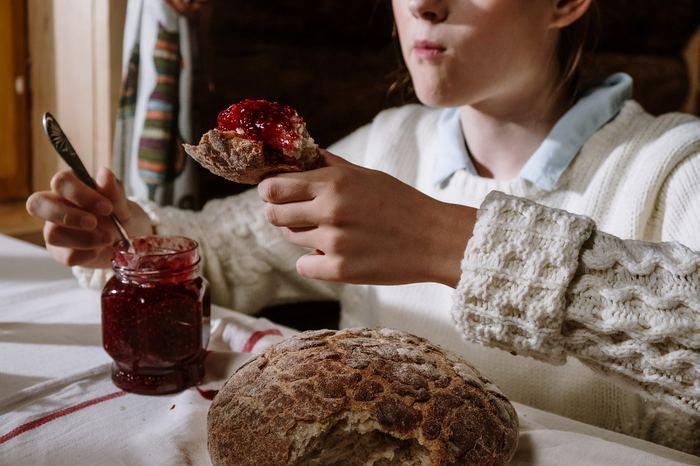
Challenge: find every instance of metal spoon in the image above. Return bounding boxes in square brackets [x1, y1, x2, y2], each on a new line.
[42, 112, 132, 250]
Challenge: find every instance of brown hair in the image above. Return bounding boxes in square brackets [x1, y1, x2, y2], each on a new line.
[556, 0, 600, 101]
[387, 23, 415, 103]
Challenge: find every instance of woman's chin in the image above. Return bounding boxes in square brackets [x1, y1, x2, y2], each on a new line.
[412, 81, 464, 108]
[414, 89, 460, 108]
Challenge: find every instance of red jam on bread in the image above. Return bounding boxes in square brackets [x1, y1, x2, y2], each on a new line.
[216, 99, 303, 155]
[183, 99, 320, 184]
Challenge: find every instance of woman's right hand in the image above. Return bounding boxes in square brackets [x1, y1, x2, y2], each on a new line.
[26, 168, 153, 269]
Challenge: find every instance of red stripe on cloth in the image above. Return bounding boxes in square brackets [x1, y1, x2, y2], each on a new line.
[242, 329, 283, 353]
[0, 390, 127, 445]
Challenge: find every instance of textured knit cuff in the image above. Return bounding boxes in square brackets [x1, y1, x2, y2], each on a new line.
[71, 266, 113, 290]
[452, 191, 595, 363]
[566, 230, 700, 415]
[138, 197, 203, 240]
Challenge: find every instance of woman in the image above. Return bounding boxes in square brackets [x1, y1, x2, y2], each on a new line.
[26, 0, 699, 454]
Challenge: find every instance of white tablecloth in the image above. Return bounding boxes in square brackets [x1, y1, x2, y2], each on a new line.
[0, 234, 698, 465]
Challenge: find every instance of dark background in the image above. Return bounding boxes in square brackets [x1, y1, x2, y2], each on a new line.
[190, 0, 700, 330]
[195, 0, 700, 204]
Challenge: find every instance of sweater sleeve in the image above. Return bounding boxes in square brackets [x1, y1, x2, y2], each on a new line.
[658, 153, 700, 250]
[73, 121, 374, 310]
[328, 123, 370, 165]
[452, 191, 700, 416]
[73, 188, 341, 313]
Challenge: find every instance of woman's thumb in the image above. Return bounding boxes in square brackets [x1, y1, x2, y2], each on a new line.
[95, 167, 131, 221]
[319, 148, 354, 168]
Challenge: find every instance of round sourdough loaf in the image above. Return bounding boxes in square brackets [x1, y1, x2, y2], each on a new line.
[207, 328, 519, 465]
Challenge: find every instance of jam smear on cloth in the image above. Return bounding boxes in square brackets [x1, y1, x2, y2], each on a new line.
[196, 387, 219, 401]
[216, 99, 302, 154]
[102, 236, 210, 395]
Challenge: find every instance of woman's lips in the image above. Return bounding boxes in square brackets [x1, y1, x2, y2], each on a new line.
[413, 40, 446, 58]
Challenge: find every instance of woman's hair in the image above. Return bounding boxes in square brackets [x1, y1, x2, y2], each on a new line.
[387, 23, 415, 103]
[557, 0, 600, 101]
[388, 1, 600, 103]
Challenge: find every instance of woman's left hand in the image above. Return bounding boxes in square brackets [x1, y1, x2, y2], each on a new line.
[257, 149, 476, 287]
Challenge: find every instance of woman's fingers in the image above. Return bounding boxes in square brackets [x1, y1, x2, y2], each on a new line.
[26, 191, 98, 230]
[317, 148, 353, 168]
[50, 170, 112, 216]
[281, 226, 351, 256]
[280, 226, 320, 249]
[264, 200, 320, 228]
[43, 222, 113, 249]
[27, 167, 140, 269]
[95, 168, 131, 223]
[258, 175, 316, 204]
[296, 251, 353, 283]
[45, 244, 99, 267]
[45, 168, 132, 224]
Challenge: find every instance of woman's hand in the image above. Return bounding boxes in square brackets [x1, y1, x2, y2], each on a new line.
[258, 150, 476, 287]
[26, 168, 153, 269]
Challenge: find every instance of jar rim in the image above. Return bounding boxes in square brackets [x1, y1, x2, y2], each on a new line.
[116, 235, 198, 255]
[112, 235, 199, 274]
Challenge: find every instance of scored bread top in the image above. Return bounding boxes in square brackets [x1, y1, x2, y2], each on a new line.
[207, 328, 519, 466]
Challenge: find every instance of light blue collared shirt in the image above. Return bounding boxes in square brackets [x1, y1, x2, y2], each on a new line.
[433, 73, 633, 190]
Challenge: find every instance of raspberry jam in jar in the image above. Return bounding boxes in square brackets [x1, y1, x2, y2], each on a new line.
[101, 236, 210, 395]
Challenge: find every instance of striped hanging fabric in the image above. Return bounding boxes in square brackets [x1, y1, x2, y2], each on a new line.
[137, 25, 185, 199]
[113, 0, 198, 208]
[113, 43, 139, 181]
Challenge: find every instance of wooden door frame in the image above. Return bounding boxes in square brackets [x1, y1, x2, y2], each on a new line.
[0, 0, 30, 201]
[27, 0, 127, 192]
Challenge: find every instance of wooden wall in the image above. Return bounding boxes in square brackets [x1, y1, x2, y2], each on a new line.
[195, 1, 401, 329]
[28, 0, 127, 192]
[194, 0, 402, 202]
[0, 0, 30, 201]
[195, 1, 700, 204]
[581, 0, 700, 115]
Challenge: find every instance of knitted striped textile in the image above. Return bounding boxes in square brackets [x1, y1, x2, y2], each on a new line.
[137, 23, 184, 199]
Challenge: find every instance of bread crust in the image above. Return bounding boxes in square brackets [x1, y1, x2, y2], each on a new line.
[183, 128, 320, 185]
[208, 328, 519, 466]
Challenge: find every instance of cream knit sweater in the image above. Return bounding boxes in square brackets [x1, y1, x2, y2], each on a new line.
[75, 100, 700, 454]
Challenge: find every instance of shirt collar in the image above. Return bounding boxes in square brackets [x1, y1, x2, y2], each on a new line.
[433, 107, 476, 188]
[433, 72, 634, 189]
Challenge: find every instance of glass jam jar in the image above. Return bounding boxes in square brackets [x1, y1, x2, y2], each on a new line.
[101, 236, 210, 395]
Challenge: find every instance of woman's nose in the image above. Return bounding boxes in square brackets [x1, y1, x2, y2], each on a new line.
[408, 0, 448, 23]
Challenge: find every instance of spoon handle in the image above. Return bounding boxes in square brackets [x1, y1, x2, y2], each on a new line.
[42, 112, 131, 248]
